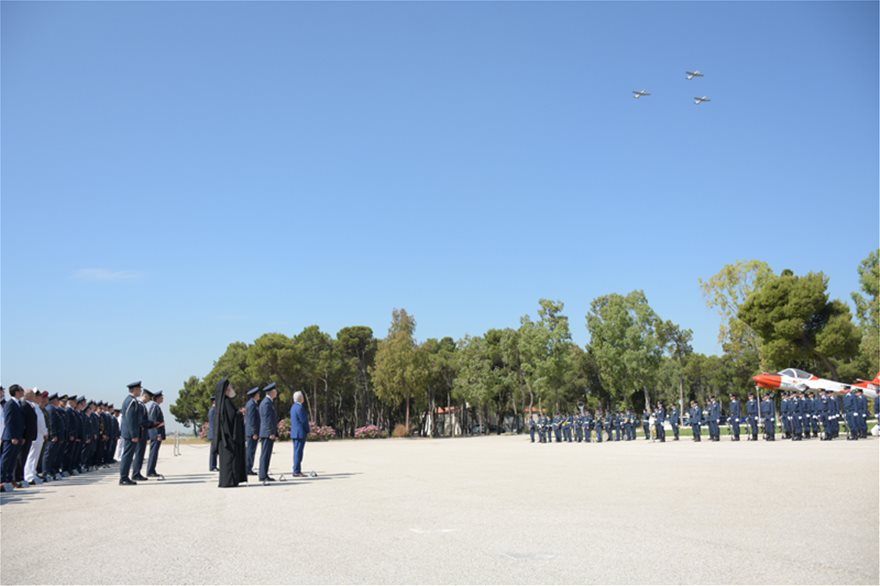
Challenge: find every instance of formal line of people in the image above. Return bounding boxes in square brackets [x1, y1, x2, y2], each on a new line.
[528, 388, 876, 444]
[1, 385, 122, 493]
[208, 378, 311, 488]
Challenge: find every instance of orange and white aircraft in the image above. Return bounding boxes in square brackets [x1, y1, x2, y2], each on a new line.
[752, 368, 878, 399]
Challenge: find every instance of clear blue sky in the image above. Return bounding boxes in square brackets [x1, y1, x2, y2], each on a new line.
[2, 2, 877, 424]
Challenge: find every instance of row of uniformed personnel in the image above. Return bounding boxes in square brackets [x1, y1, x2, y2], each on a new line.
[118, 381, 167, 485]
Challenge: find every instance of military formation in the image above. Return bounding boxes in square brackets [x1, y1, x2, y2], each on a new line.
[528, 388, 876, 444]
[0, 384, 141, 493]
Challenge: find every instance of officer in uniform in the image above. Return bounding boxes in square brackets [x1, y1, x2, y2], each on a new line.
[728, 394, 741, 441]
[689, 400, 702, 441]
[146, 391, 165, 477]
[258, 382, 278, 482]
[653, 403, 666, 442]
[791, 392, 803, 441]
[800, 392, 812, 439]
[245, 387, 261, 475]
[583, 411, 592, 443]
[132, 389, 160, 481]
[761, 392, 776, 440]
[829, 390, 841, 438]
[562, 415, 571, 443]
[574, 414, 583, 443]
[119, 381, 143, 485]
[668, 406, 679, 441]
[780, 392, 791, 439]
[553, 416, 562, 443]
[843, 387, 857, 440]
[595, 410, 603, 443]
[641, 409, 650, 440]
[708, 397, 721, 441]
[528, 417, 536, 443]
[855, 389, 868, 439]
[43, 393, 61, 480]
[809, 392, 821, 438]
[746, 392, 759, 440]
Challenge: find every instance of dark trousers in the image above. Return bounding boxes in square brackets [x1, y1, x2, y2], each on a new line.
[764, 419, 775, 440]
[642, 424, 650, 439]
[147, 439, 161, 475]
[119, 438, 137, 480]
[1, 440, 21, 483]
[132, 437, 148, 475]
[293, 438, 306, 474]
[748, 417, 758, 439]
[43, 441, 57, 476]
[209, 440, 218, 470]
[731, 420, 740, 439]
[529, 428, 535, 442]
[692, 424, 701, 441]
[655, 424, 665, 442]
[671, 424, 679, 440]
[246, 436, 258, 472]
[259, 437, 274, 480]
[15, 439, 32, 482]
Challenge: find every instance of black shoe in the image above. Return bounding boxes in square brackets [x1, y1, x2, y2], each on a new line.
[247, 470, 257, 476]
[147, 472, 159, 477]
[132, 474, 149, 481]
[264, 476, 276, 482]
[119, 478, 137, 486]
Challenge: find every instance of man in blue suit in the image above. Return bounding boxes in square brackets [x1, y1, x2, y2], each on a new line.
[207, 398, 217, 472]
[290, 390, 310, 477]
[258, 383, 278, 483]
[1, 385, 26, 492]
[244, 387, 261, 476]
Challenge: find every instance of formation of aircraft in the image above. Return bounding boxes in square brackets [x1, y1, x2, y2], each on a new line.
[632, 70, 710, 104]
[752, 368, 879, 399]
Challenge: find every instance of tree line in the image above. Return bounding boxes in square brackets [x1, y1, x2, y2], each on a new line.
[170, 251, 879, 437]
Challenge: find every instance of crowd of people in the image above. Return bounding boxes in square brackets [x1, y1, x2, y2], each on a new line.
[528, 387, 877, 444]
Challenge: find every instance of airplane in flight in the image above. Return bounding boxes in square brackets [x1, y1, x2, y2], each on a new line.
[694, 96, 711, 105]
[686, 70, 704, 80]
[752, 368, 878, 399]
[632, 90, 651, 99]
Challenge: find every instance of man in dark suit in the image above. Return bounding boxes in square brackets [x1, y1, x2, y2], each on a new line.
[244, 387, 261, 475]
[258, 383, 278, 483]
[15, 390, 38, 485]
[290, 390, 310, 477]
[146, 391, 165, 477]
[1, 385, 26, 491]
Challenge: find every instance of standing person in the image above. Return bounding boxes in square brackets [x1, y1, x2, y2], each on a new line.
[669, 406, 680, 441]
[728, 394, 742, 441]
[207, 398, 218, 471]
[809, 392, 821, 438]
[16, 389, 38, 485]
[641, 409, 651, 440]
[843, 387, 858, 441]
[654, 403, 666, 443]
[132, 390, 153, 480]
[258, 383, 278, 483]
[528, 417, 536, 443]
[689, 401, 702, 442]
[855, 389, 868, 439]
[290, 390, 310, 478]
[761, 393, 776, 441]
[146, 391, 165, 477]
[24, 389, 47, 485]
[708, 397, 721, 442]
[119, 381, 144, 486]
[1, 385, 26, 492]
[212, 377, 246, 488]
[43, 393, 62, 480]
[244, 387, 261, 476]
[594, 410, 603, 443]
[746, 391, 759, 441]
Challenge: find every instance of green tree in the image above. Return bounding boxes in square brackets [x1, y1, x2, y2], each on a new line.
[169, 375, 207, 436]
[739, 270, 861, 379]
[842, 250, 880, 381]
[371, 309, 423, 434]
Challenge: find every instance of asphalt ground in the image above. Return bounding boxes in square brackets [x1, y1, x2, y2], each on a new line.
[1, 434, 877, 585]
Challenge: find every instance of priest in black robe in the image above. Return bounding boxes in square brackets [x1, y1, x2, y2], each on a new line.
[212, 377, 246, 488]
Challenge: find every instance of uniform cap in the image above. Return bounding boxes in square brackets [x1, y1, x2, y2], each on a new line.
[247, 387, 261, 397]
[48, 393, 59, 401]
[127, 381, 142, 389]
[262, 382, 277, 393]
[154, 390, 163, 398]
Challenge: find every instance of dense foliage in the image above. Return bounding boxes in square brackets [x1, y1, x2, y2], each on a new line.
[171, 252, 879, 437]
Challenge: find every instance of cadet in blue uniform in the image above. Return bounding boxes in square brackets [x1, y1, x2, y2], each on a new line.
[119, 381, 144, 485]
[746, 392, 758, 441]
[131, 390, 154, 480]
[761, 393, 775, 440]
[574, 415, 583, 443]
[244, 387, 261, 475]
[689, 401, 702, 441]
[728, 394, 741, 441]
[43, 393, 62, 480]
[708, 397, 721, 441]
[843, 388, 857, 441]
[780, 392, 792, 439]
[595, 411, 603, 443]
[809, 392, 821, 438]
[653, 403, 666, 442]
[583, 411, 592, 443]
[791, 392, 804, 441]
[528, 417, 536, 443]
[800, 392, 812, 439]
[562, 415, 572, 443]
[258, 382, 278, 482]
[855, 389, 868, 439]
[207, 398, 218, 471]
[641, 409, 650, 440]
[146, 391, 165, 477]
[668, 407, 679, 441]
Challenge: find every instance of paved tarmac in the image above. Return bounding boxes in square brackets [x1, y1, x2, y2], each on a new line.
[1, 435, 877, 585]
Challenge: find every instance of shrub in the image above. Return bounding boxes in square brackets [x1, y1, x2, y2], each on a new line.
[277, 417, 291, 441]
[354, 424, 388, 439]
[392, 423, 409, 438]
[308, 423, 337, 441]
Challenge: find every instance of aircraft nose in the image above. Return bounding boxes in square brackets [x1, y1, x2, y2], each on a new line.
[752, 374, 781, 389]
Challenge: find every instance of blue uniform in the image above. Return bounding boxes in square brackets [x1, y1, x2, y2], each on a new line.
[245, 398, 260, 473]
[528, 418, 536, 443]
[761, 396, 776, 440]
[843, 392, 857, 440]
[728, 399, 741, 440]
[653, 407, 666, 442]
[207, 405, 217, 471]
[258, 396, 277, 480]
[856, 395, 868, 438]
[146, 402, 164, 476]
[669, 408, 680, 440]
[689, 405, 702, 441]
[746, 398, 759, 440]
[708, 401, 721, 441]
[119, 394, 143, 481]
[290, 401, 310, 475]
